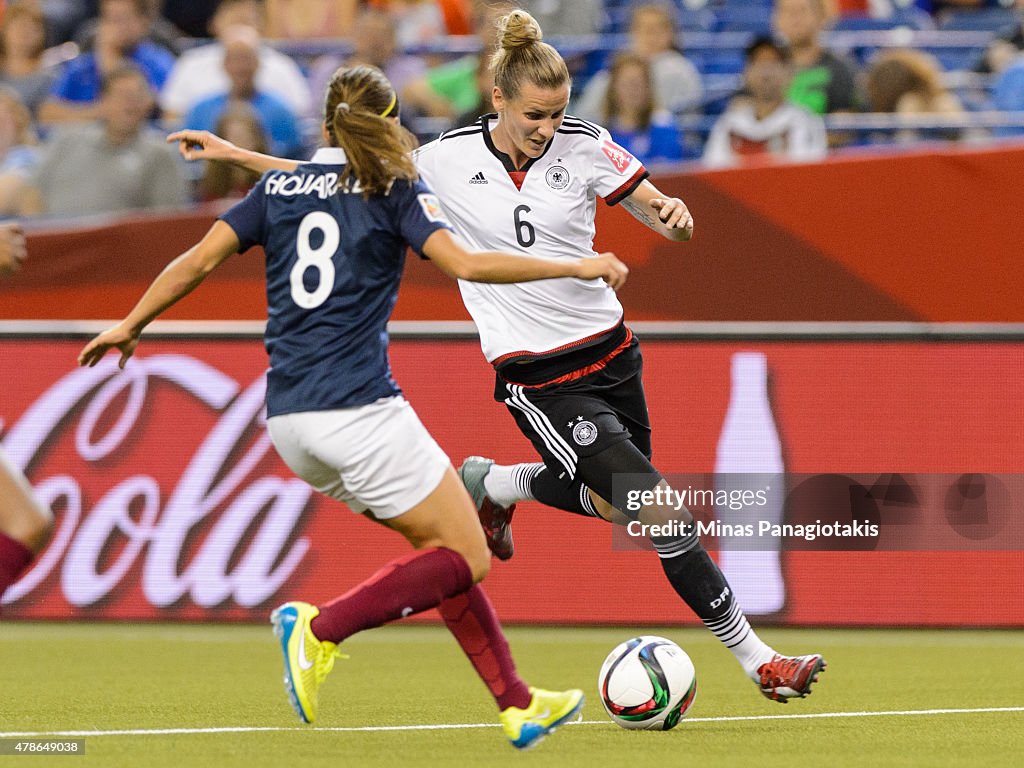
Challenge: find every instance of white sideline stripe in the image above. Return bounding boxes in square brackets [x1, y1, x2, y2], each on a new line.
[2, 707, 1022, 738]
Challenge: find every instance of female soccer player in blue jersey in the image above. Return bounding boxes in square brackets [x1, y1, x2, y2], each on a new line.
[168, 9, 826, 705]
[79, 65, 631, 749]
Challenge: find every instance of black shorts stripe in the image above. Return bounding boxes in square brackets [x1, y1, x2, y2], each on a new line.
[496, 342, 653, 488]
[504, 384, 579, 478]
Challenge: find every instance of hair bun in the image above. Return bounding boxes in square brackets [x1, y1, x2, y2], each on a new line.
[498, 9, 542, 50]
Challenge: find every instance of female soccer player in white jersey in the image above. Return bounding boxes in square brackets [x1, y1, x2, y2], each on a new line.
[79, 65, 634, 749]
[167, 10, 825, 704]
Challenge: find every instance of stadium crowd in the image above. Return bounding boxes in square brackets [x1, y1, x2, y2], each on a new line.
[0, 0, 1022, 217]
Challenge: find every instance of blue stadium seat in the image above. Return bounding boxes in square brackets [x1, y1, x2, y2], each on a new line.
[706, 0, 772, 7]
[603, 3, 717, 33]
[698, 73, 743, 116]
[712, 6, 773, 33]
[688, 48, 746, 75]
[939, 8, 1019, 32]
[928, 46, 986, 71]
[832, 10, 936, 32]
[677, 7, 718, 32]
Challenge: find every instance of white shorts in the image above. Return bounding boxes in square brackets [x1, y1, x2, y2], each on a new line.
[267, 396, 450, 520]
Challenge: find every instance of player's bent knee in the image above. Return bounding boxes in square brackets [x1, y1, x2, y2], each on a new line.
[461, 543, 491, 583]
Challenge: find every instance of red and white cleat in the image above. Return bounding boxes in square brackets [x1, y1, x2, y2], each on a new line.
[757, 654, 827, 703]
[458, 456, 516, 561]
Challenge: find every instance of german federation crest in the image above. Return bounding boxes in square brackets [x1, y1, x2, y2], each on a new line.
[546, 165, 570, 190]
[572, 420, 598, 446]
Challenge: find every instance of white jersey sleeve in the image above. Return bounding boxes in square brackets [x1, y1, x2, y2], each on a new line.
[413, 116, 647, 364]
[590, 126, 649, 205]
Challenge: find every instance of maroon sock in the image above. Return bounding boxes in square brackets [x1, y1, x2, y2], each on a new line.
[0, 531, 34, 600]
[311, 547, 473, 643]
[438, 584, 532, 711]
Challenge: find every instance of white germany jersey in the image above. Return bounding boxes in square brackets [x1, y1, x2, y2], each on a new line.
[415, 114, 648, 364]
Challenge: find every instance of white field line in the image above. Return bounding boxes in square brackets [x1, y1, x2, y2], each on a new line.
[2, 707, 1023, 739]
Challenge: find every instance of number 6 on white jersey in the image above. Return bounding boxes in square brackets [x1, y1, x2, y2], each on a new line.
[290, 211, 340, 309]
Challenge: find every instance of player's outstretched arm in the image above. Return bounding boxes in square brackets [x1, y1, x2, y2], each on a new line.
[620, 179, 694, 242]
[167, 130, 302, 174]
[78, 221, 240, 369]
[422, 229, 628, 290]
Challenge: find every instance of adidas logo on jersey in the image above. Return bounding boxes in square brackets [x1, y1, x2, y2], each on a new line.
[469, 171, 488, 184]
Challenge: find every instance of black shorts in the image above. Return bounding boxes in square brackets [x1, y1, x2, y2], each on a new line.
[494, 338, 652, 486]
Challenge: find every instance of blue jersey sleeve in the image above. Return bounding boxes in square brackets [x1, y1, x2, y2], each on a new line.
[392, 178, 452, 259]
[218, 174, 270, 251]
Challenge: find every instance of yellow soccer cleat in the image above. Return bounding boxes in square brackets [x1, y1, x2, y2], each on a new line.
[500, 687, 585, 750]
[270, 601, 343, 723]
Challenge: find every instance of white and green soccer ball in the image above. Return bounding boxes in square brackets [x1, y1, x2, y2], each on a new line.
[598, 635, 697, 730]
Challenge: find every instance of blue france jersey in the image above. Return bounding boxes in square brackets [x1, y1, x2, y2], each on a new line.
[219, 147, 451, 417]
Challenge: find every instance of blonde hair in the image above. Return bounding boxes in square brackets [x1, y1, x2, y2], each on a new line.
[323, 65, 417, 197]
[0, 1, 47, 63]
[200, 103, 269, 200]
[865, 49, 945, 113]
[603, 53, 655, 129]
[489, 9, 569, 100]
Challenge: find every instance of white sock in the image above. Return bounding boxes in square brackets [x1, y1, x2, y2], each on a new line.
[483, 462, 543, 507]
[703, 602, 776, 680]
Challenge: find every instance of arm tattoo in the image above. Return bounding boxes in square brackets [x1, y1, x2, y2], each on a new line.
[622, 197, 661, 232]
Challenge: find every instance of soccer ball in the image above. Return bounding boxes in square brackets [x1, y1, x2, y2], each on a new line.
[598, 635, 697, 730]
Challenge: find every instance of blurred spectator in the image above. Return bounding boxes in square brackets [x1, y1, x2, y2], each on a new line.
[307, 9, 427, 109]
[263, 0, 358, 39]
[864, 49, 971, 143]
[401, 1, 514, 120]
[517, 0, 604, 36]
[161, 0, 222, 38]
[0, 85, 39, 173]
[0, 2, 57, 116]
[976, 0, 1024, 74]
[773, 0, 859, 114]
[36, 1, 89, 47]
[197, 102, 269, 200]
[38, 0, 175, 125]
[0, 85, 40, 215]
[159, 0, 312, 122]
[993, 53, 1024, 135]
[436, 0, 473, 35]
[22, 64, 187, 216]
[74, 0, 184, 56]
[181, 25, 303, 158]
[601, 53, 682, 164]
[703, 36, 827, 168]
[575, 3, 703, 121]
[388, 0, 448, 48]
[452, 51, 494, 127]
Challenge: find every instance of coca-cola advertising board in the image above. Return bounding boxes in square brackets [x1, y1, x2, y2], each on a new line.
[2, 332, 1023, 626]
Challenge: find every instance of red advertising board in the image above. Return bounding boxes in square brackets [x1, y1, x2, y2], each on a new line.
[2, 335, 1022, 625]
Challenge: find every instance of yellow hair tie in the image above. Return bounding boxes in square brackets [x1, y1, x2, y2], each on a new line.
[380, 90, 398, 117]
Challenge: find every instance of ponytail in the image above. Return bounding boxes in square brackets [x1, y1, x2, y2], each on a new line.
[323, 65, 417, 197]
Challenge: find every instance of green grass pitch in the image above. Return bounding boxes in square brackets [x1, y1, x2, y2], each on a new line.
[1, 623, 1022, 767]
